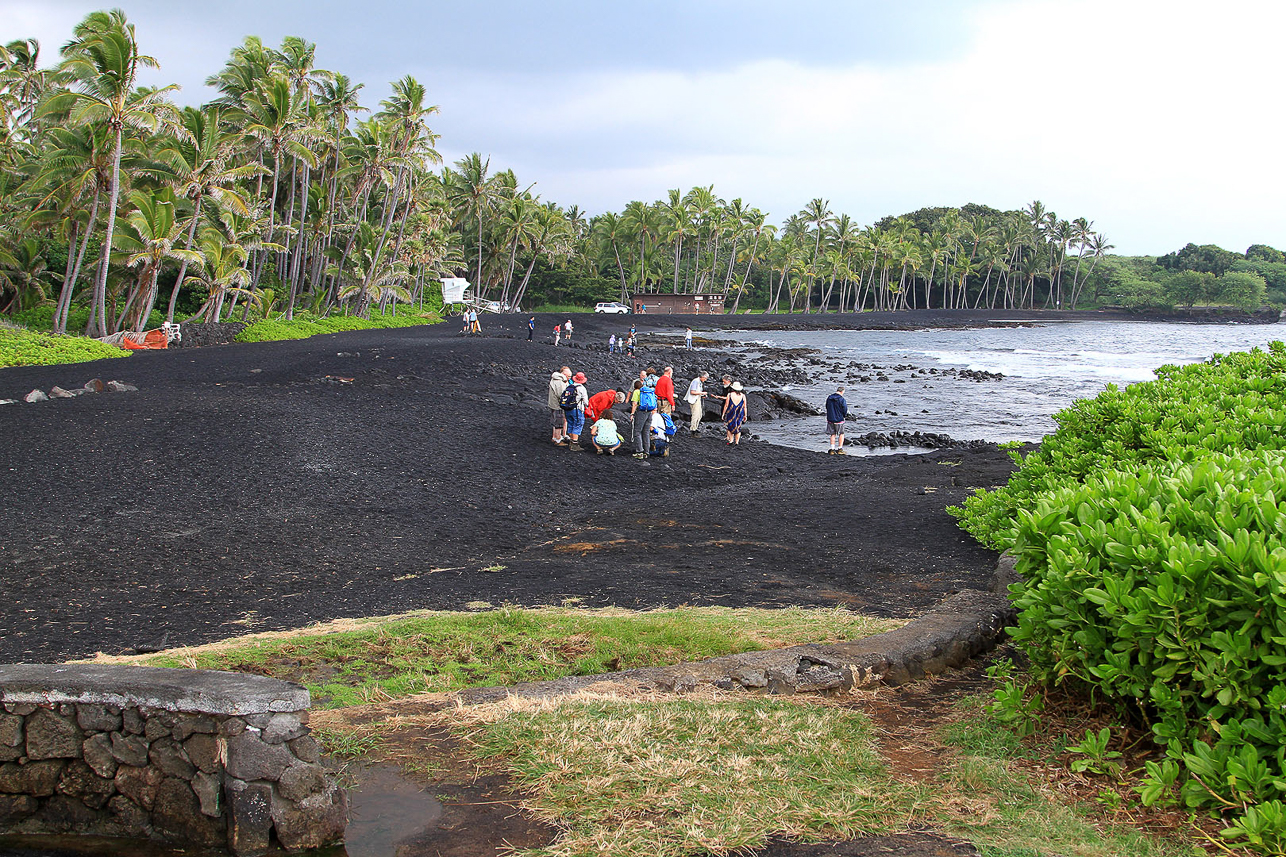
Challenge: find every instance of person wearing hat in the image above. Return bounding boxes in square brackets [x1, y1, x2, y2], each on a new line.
[723, 381, 746, 446]
[564, 371, 590, 449]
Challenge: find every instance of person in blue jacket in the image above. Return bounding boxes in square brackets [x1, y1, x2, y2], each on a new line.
[825, 386, 849, 454]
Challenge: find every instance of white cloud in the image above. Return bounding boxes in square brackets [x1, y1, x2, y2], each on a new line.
[435, 0, 1286, 253]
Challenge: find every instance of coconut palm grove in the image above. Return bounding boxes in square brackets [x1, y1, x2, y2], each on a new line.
[0, 11, 1282, 341]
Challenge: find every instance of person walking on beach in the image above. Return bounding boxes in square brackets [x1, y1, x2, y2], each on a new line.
[527, 316, 535, 341]
[631, 372, 658, 459]
[561, 371, 590, 449]
[825, 386, 849, 454]
[723, 381, 746, 446]
[685, 371, 708, 434]
[626, 333, 636, 357]
[608, 333, 616, 354]
[553, 324, 561, 346]
[656, 366, 676, 417]
[564, 319, 574, 344]
[685, 327, 693, 349]
[547, 366, 571, 445]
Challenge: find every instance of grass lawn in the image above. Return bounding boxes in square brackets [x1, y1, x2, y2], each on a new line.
[87, 605, 904, 708]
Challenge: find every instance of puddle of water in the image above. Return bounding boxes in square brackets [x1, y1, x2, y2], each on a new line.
[340, 765, 443, 857]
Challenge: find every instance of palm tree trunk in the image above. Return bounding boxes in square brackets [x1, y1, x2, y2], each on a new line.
[166, 196, 204, 324]
[58, 193, 101, 335]
[87, 127, 124, 338]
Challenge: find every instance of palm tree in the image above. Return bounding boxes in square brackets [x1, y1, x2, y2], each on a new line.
[800, 198, 834, 312]
[113, 188, 203, 331]
[158, 105, 260, 322]
[55, 9, 184, 336]
[446, 152, 502, 297]
[189, 227, 253, 322]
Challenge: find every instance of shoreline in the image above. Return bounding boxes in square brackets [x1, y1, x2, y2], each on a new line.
[0, 321, 1013, 663]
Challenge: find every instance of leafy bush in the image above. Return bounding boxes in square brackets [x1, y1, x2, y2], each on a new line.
[953, 342, 1286, 549]
[234, 307, 438, 343]
[0, 327, 130, 367]
[1007, 451, 1286, 848]
[11, 305, 166, 334]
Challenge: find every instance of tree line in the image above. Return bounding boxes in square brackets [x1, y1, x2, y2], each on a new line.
[3, 11, 1262, 337]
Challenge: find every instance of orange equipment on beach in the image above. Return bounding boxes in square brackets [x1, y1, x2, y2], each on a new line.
[120, 329, 170, 350]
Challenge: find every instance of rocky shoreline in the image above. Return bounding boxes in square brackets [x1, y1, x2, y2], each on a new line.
[0, 310, 1031, 664]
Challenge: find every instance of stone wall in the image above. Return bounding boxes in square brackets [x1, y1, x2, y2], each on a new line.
[0, 664, 345, 856]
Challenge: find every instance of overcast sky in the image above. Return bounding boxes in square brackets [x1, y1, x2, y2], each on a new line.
[4, 0, 1284, 255]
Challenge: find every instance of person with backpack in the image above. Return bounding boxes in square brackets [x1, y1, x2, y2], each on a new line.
[649, 410, 677, 457]
[561, 371, 590, 449]
[547, 366, 571, 445]
[631, 369, 658, 459]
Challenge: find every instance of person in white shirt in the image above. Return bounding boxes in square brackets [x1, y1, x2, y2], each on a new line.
[685, 371, 709, 434]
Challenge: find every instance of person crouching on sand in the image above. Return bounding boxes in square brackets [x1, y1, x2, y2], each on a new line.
[591, 414, 622, 455]
[825, 386, 849, 454]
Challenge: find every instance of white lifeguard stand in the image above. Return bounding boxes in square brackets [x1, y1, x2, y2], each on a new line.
[440, 277, 470, 307]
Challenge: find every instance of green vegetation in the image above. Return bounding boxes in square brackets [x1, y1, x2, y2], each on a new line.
[953, 343, 1286, 853]
[2, 14, 1276, 325]
[466, 696, 911, 857]
[1082, 242, 1279, 311]
[444, 690, 1194, 857]
[98, 606, 903, 708]
[234, 305, 438, 343]
[0, 324, 129, 367]
[953, 342, 1286, 548]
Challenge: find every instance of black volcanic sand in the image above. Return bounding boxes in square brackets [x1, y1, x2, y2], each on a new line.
[0, 311, 1025, 663]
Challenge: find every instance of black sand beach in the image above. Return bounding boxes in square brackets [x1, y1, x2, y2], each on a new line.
[0, 311, 1042, 663]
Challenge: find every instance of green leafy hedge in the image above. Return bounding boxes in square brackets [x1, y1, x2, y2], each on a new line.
[0, 327, 130, 368]
[953, 341, 1286, 549]
[1008, 451, 1286, 849]
[234, 308, 437, 343]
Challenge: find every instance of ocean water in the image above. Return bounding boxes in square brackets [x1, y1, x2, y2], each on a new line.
[703, 320, 1285, 454]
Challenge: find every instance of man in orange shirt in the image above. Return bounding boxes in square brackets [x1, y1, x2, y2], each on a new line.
[656, 366, 676, 416]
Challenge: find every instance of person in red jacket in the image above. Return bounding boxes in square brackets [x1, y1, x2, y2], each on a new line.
[585, 389, 625, 422]
[655, 366, 676, 416]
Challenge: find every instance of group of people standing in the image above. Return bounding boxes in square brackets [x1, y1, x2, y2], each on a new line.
[547, 364, 749, 459]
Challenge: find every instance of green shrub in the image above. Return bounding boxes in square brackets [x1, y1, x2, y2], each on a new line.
[234, 307, 438, 343]
[11, 305, 166, 334]
[1008, 451, 1286, 848]
[0, 327, 130, 368]
[953, 342, 1286, 549]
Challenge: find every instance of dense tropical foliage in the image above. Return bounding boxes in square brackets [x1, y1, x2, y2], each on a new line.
[953, 344, 1286, 852]
[0, 12, 1275, 347]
